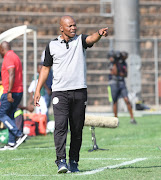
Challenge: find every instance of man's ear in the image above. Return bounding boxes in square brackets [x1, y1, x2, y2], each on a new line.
[60, 26, 63, 32]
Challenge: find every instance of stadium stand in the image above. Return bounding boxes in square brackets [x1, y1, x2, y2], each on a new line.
[0, 0, 161, 107]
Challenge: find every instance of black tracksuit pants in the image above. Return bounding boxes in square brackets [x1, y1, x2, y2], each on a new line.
[52, 88, 87, 163]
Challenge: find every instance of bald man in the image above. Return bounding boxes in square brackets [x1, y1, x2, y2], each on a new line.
[0, 41, 27, 150]
[34, 15, 108, 173]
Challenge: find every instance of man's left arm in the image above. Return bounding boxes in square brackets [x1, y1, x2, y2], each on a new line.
[85, 28, 108, 46]
[7, 68, 15, 102]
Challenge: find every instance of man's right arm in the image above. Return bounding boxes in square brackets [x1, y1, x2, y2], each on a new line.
[85, 28, 108, 46]
[7, 67, 15, 102]
[34, 66, 50, 107]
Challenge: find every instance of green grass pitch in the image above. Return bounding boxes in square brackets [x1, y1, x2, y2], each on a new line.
[0, 114, 161, 180]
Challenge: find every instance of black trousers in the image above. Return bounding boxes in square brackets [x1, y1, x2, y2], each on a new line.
[52, 88, 87, 163]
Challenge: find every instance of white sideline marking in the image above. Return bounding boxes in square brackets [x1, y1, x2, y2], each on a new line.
[12, 158, 32, 161]
[76, 158, 147, 175]
[81, 158, 128, 161]
[0, 158, 32, 164]
[12, 144, 156, 151]
[16, 145, 91, 151]
[1, 158, 147, 177]
[0, 157, 128, 163]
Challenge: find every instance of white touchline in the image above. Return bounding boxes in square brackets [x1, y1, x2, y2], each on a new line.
[76, 158, 147, 176]
[1, 158, 147, 177]
[17, 145, 90, 151]
[81, 158, 128, 161]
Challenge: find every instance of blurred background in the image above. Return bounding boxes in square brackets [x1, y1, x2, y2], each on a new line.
[0, 0, 161, 113]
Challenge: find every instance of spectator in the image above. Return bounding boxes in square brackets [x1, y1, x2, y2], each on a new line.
[14, 104, 34, 132]
[0, 41, 27, 150]
[28, 63, 47, 115]
[34, 15, 108, 173]
[41, 50, 52, 122]
[107, 50, 137, 124]
[0, 71, 2, 85]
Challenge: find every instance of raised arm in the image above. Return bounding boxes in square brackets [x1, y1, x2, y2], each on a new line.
[86, 27, 108, 45]
[34, 66, 51, 107]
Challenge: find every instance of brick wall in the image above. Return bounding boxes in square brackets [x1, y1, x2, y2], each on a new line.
[0, 0, 161, 106]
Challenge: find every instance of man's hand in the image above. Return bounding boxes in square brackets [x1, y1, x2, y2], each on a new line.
[98, 27, 108, 37]
[86, 27, 108, 45]
[34, 91, 41, 107]
[7, 92, 14, 103]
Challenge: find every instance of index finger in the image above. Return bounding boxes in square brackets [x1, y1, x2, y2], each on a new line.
[104, 27, 108, 31]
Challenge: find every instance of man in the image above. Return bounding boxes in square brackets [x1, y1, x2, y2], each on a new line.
[107, 50, 137, 124]
[41, 50, 52, 122]
[0, 41, 27, 150]
[0, 71, 3, 98]
[28, 62, 47, 114]
[34, 15, 108, 173]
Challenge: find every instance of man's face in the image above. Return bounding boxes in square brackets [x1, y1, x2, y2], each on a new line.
[60, 18, 77, 39]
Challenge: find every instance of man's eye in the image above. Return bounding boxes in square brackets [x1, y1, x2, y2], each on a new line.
[69, 25, 76, 27]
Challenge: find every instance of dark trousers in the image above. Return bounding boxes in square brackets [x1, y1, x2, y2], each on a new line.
[0, 92, 23, 143]
[52, 88, 87, 163]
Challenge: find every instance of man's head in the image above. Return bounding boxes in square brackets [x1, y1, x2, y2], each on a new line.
[107, 50, 115, 62]
[0, 41, 11, 58]
[59, 15, 77, 41]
